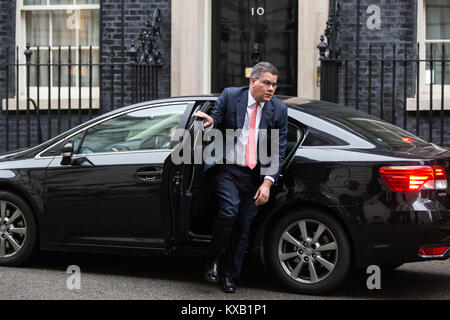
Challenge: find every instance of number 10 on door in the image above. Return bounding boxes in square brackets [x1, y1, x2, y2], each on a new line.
[251, 7, 265, 16]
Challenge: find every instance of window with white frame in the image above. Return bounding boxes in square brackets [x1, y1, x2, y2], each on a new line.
[15, 0, 100, 109]
[411, 0, 450, 110]
[424, 0, 450, 86]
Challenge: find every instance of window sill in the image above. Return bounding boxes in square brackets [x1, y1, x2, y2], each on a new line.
[2, 87, 100, 111]
[406, 94, 450, 111]
[2, 97, 100, 111]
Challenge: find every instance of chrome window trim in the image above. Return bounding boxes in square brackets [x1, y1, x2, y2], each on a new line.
[44, 148, 174, 159]
[35, 101, 195, 159]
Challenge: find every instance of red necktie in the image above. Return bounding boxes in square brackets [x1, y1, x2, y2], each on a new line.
[246, 102, 259, 170]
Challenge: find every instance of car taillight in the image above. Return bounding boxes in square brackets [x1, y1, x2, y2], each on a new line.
[379, 165, 448, 193]
[418, 246, 449, 257]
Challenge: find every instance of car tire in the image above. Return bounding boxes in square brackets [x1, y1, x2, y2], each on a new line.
[267, 208, 352, 295]
[0, 191, 37, 266]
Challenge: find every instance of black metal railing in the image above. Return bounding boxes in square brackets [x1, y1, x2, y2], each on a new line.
[0, 9, 163, 153]
[0, 46, 161, 153]
[319, 39, 450, 147]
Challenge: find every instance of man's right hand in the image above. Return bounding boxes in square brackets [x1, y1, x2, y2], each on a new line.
[194, 111, 214, 129]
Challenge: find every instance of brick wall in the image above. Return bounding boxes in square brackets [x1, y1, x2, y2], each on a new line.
[334, 0, 417, 122]
[0, 0, 171, 153]
[331, 0, 450, 147]
[0, 0, 15, 99]
[100, 0, 171, 111]
[0, 0, 16, 152]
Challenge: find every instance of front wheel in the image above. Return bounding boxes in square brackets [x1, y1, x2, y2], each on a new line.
[0, 192, 37, 266]
[267, 209, 352, 295]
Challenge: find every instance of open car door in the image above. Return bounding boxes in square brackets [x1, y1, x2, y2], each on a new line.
[165, 101, 218, 249]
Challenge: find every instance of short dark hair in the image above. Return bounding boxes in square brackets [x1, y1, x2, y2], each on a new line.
[250, 62, 279, 78]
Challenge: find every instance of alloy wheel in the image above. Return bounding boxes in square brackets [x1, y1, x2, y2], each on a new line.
[278, 219, 338, 284]
[0, 201, 28, 258]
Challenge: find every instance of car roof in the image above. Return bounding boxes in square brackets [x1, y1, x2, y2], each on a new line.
[26, 95, 373, 155]
[140, 95, 383, 125]
[279, 96, 386, 121]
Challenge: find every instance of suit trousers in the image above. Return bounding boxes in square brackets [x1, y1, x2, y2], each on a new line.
[210, 164, 260, 278]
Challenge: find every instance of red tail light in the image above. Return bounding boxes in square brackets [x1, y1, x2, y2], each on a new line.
[418, 247, 449, 257]
[379, 165, 448, 193]
[402, 137, 414, 143]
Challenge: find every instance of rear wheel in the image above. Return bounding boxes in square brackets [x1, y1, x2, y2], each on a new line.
[267, 209, 352, 295]
[0, 192, 37, 266]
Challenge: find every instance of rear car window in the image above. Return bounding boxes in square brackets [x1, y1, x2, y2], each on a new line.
[324, 116, 429, 148]
[302, 127, 348, 146]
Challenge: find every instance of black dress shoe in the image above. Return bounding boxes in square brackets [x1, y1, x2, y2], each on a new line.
[220, 274, 236, 293]
[204, 258, 220, 283]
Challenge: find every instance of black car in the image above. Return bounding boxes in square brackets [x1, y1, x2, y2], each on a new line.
[0, 96, 449, 295]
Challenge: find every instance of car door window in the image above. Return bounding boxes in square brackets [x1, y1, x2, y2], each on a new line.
[286, 123, 303, 154]
[72, 104, 188, 154]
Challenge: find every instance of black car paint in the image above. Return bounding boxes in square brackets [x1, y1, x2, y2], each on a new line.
[44, 151, 169, 246]
[251, 101, 450, 268]
[0, 96, 449, 269]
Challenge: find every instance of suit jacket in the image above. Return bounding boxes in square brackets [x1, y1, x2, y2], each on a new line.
[209, 86, 288, 184]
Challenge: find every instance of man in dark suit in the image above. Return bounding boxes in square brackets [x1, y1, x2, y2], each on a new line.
[194, 62, 288, 293]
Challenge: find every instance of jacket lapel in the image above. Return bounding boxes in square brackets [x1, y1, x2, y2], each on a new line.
[259, 100, 274, 130]
[235, 88, 249, 129]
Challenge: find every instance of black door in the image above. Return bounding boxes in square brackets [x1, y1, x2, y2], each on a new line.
[44, 151, 170, 248]
[212, 0, 298, 96]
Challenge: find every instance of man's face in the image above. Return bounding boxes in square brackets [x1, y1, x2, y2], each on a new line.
[249, 72, 278, 103]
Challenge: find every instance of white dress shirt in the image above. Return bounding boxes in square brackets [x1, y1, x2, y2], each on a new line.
[224, 91, 274, 183]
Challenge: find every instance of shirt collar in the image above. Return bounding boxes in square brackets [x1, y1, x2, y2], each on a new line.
[248, 90, 265, 109]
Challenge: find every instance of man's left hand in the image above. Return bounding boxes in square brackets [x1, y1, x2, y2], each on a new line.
[254, 179, 273, 206]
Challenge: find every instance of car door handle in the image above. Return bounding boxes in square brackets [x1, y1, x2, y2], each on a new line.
[136, 170, 163, 183]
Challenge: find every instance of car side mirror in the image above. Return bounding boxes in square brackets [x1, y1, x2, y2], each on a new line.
[61, 141, 74, 165]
